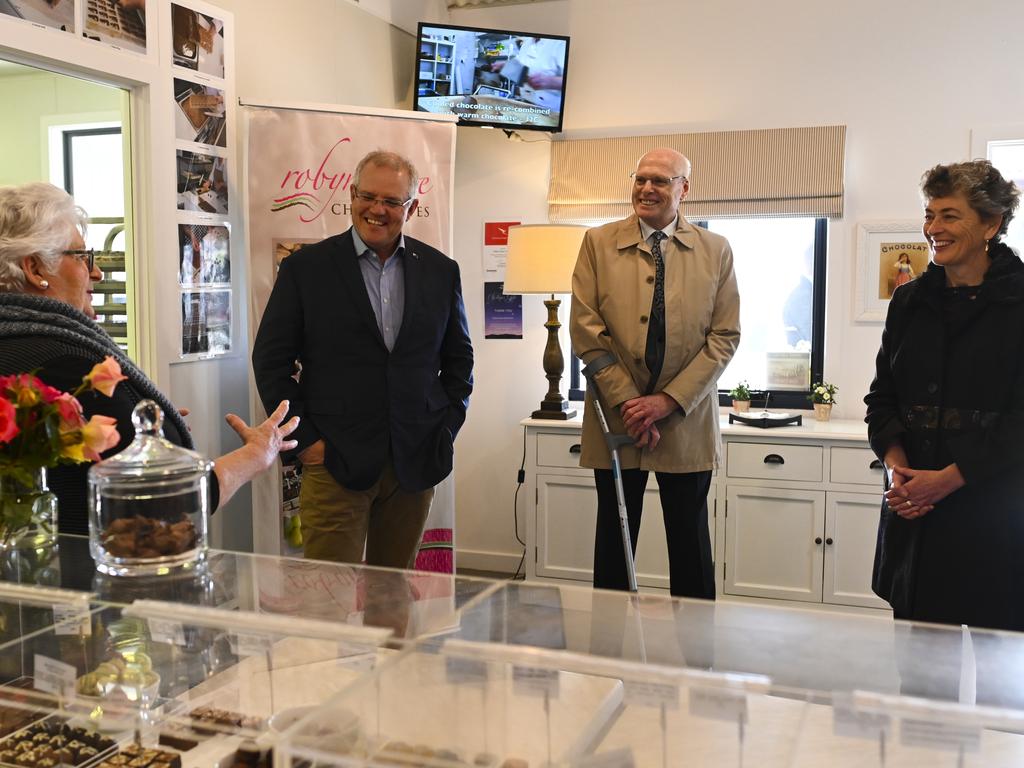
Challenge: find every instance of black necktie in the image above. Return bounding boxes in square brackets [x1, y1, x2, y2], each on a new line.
[650, 231, 666, 315]
[644, 231, 667, 393]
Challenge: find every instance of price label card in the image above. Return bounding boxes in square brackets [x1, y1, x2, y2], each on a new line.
[445, 656, 488, 686]
[52, 604, 91, 637]
[512, 665, 560, 697]
[900, 718, 981, 753]
[571, 747, 636, 768]
[230, 632, 273, 657]
[148, 618, 186, 646]
[33, 655, 75, 698]
[832, 702, 892, 741]
[624, 680, 679, 709]
[689, 687, 747, 723]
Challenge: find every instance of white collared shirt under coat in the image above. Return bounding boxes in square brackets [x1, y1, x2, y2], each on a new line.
[570, 213, 741, 473]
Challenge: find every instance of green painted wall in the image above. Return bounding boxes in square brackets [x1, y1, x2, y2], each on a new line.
[0, 69, 122, 187]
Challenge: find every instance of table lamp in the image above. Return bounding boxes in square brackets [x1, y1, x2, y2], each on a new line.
[503, 224, 589, 420]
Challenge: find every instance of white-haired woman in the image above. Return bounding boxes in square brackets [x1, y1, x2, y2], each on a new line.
[0, 182, 297, 534]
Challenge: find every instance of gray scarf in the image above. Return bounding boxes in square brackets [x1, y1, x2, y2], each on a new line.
[0, 293, 193, 448]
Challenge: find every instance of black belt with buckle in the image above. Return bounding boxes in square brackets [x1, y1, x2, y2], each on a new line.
[903, 405, 999, 431]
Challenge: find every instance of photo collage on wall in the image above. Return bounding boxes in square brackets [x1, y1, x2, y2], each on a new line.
[171, 1, 230, 357]
[0, 0, 148, 55]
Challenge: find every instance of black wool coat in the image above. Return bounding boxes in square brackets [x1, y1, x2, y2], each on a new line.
[864, 242, 1024, 630]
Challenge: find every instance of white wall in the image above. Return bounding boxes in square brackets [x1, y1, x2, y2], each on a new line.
[207, 0, 421, 109]
[446, 0, 1024, 570]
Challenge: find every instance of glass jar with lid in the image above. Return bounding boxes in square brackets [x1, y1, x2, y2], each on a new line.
[89, 400, 213, 576]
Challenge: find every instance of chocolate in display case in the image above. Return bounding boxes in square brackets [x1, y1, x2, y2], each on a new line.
[88, 403, 213, 576]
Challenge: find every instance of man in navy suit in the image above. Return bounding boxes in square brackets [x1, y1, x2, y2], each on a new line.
[253, 150, 473, 567]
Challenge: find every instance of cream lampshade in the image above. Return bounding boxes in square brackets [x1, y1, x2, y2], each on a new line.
[503, 224, 589, 420]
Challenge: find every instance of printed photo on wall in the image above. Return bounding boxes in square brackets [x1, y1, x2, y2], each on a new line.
[171, 3, 225, 78]
[174, 78, 226, 147]
[878, 241, 930, 300]
[0, 0, 73, 32]
[484, 281, 522, 339]
[83, 0, 146, 54]
[181, 289, 230, 356]
[178, 223, 230, 287]
[272, 239, 317, 276]
[856, 221, 931, 321]
[176, 149, 228, 214]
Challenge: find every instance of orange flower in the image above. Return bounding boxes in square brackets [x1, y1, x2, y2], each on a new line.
[83, 357, 127, 398]
[0, 397, 18, 444]
[81, 415, 120, 461]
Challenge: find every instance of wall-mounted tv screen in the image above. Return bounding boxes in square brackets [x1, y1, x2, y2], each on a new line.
[413, 22, 570, 132]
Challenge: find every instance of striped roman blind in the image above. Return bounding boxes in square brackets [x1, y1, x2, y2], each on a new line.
[548, 125, 846, 223]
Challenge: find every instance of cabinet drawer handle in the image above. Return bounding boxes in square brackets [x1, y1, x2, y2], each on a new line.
[825, 537, 834, 546]
[869, 459, 883, 470]
[814, 537, 822, 545]
[763, 454, 785, 465]
[569, 444, 581, 454]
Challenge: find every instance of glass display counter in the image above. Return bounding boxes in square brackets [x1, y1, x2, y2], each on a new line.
[281, 637, 1024, 767]
[0, 596, 394, 768]
[2, 537, 1024, 765]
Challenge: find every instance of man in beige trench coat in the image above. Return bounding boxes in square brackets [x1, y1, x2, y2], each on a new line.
[569, 147, 740, 598]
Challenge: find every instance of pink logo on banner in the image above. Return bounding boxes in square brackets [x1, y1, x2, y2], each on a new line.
[271, 137, 435, 224]
[271, 137, 354, 223]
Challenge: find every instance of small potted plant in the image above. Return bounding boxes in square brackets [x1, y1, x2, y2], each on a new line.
[728, 380, 752, 412]
[808, 382, 838, 421]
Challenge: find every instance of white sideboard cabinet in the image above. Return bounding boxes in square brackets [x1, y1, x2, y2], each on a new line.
[522, 414, 891, 613]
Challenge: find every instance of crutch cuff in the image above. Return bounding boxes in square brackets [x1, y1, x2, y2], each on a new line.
[582, 352, 617, 380]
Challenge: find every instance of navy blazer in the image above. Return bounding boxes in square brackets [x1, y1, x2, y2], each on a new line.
[252, 229, 473, 492]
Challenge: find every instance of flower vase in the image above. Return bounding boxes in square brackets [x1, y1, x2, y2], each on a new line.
[813, 403, 833, 422]
[0, 469, 58, 550]
[732, 400, 751, 413]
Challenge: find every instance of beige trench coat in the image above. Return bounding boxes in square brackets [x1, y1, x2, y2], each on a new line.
[569, 214, 741, 472]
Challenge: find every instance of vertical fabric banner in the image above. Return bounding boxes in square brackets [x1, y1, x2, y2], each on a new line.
[246, 106, 458, 572]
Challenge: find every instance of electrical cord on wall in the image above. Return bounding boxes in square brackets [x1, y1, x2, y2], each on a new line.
[511, 426, 527, 580]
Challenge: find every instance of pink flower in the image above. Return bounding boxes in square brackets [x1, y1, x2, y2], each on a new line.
[83, 357, 127, 398]
[39, 383, 63, 404]
[0, 397, 18, 444]
[55, 393, 85, 431]
[81, 415, 120, 461]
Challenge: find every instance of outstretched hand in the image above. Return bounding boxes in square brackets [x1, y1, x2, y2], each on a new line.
[224, 400, 299, 471]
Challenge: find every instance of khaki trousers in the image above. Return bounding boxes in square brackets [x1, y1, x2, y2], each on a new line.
[299, 461, 434, 568]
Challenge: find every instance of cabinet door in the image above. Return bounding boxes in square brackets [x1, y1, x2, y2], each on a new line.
[823, 492, 890, 610]
[724, 486, 825, 602]
[536, 474, 597, 583]
[536, 474, 713, 590]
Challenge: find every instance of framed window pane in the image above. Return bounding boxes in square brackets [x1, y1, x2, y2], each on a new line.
[703, 217, 826, 408]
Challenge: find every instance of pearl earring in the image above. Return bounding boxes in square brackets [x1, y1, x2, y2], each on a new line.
[39, 280, 49, 289]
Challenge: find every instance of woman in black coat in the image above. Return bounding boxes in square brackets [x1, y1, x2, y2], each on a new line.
[865, 160, 1024, 631]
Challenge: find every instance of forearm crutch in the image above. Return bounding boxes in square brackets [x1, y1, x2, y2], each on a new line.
[582, 354, 639, 593]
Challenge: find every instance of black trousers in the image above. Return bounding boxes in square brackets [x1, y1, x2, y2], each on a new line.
[593, 468, 715, 599]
